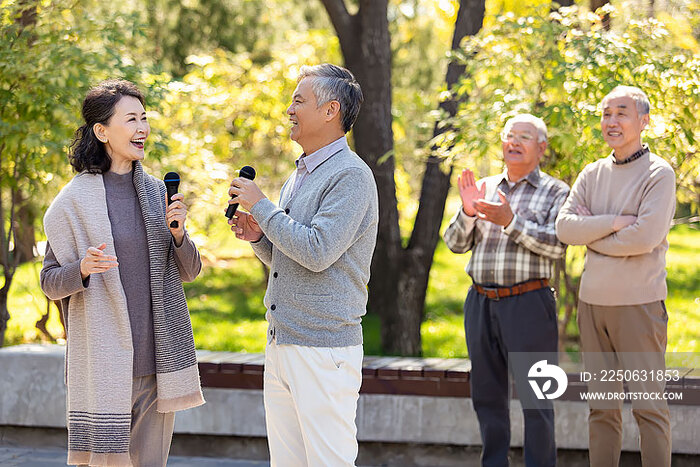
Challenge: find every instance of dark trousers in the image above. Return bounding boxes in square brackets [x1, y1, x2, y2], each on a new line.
[464, 286, 558, 467]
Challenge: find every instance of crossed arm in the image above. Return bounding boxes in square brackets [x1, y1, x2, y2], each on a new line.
[555, 169, 676, 256]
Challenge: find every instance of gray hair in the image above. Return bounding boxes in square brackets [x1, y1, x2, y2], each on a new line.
[502, 113, 548, 142]
[601, 85, 651, 115]
[297, 64, 364, 133]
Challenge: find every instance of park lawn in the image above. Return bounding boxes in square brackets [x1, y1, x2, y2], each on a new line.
[4, 225, 699, 357]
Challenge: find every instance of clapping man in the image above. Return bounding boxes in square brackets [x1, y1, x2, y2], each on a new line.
[444, 114, 569, 467]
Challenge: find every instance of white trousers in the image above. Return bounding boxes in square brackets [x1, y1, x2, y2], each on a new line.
[264, 339, 363, 467]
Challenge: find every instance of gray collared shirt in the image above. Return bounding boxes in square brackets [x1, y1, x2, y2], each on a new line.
[288, 136, 348, 200]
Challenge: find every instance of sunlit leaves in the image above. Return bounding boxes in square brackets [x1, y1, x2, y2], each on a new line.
[0, 0, 164, 284]
[144, 29, 342, 259]
[442, 5, 699, 210]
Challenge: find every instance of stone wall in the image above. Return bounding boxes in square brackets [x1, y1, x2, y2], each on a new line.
[2, 344, 699, 455]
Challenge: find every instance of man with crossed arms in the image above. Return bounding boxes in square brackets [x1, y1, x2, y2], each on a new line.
[556, 86, 675, 467]
[444, 114, 569, 467]
[227, 63, 378, 467]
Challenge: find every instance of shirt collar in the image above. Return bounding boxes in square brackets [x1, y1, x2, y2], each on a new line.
[295, 136, 348, 173]
[611, 144, 650, 165]
[499, 166, 541, 189]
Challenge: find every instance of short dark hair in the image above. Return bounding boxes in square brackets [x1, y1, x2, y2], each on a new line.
[297, 64, 363, 133]
[69, 79, 145, 173]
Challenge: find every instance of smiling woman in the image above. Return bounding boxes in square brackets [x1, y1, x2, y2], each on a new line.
[40, 79, 204, 467]
[68, 81, 146, 175]
[91, 94, 151, 174]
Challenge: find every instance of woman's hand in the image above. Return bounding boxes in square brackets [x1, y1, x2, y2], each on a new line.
[80, 243, 118, 280]
[166, 192, 188, 246]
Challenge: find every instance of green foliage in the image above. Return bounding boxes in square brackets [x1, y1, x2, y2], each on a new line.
[388, 0, 458, 235]
[184, 257, 269, 352]
[139, 0, 332, 77]
[0, 0, 165, 247]
[144, 30, 342, 260]
[442, 5, 699, 209]
[0, 0, 156, 189]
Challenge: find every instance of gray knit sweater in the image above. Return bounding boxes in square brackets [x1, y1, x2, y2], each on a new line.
[250, 146, 379, 347]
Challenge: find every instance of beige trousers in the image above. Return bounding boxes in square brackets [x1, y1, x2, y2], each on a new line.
[78, 375, 175, 467]
[263, 339, 363, 467]
[578, 300, 671, 467]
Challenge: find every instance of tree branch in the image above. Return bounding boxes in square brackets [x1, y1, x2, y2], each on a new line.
[408, 0, 485, 249]
[0, 145, 7, 270]
[319, 0, 356, 56]
[8, 154, 20, 274]
[553, 0, 575, 7]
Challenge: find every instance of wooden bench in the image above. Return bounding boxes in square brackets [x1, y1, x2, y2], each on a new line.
[197, 352, 700, 404]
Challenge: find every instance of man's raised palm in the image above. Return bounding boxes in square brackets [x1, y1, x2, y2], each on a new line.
[458, 169, 485, 216]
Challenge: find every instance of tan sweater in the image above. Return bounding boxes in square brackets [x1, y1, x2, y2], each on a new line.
[555, 151, 675, 306]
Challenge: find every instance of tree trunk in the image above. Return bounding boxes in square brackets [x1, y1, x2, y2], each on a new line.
[0, 185, 19, 347]
[36, 299, 55, 342]
[0, 0, 39, 347]
[590, 0, 611, 29]
[320, 0, 402, 348]
[391, 0, 485, 356]
[0, 287, 8, 346]
[321, 0, 485, 355]
[343, 2, 400, 335]
[0, 145, 10, 347]
[13, 192, 36, 264]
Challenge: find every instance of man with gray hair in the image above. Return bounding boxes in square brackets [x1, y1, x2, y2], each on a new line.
[556, 85, 675, 466]
[444, 113, 569, 466]
[227, 63, 378, 466]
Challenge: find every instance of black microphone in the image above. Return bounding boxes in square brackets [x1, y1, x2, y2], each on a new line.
[163, 172, 180, 228]
[225, 165, 256, 219]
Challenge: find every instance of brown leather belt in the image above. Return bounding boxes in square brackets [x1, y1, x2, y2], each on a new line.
[473, 279, 549, 300]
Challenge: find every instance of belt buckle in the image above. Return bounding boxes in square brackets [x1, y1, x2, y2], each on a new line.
[482, 286, 500, 301]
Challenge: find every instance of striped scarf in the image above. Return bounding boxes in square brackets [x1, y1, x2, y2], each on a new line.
[43, 161, 204, 466]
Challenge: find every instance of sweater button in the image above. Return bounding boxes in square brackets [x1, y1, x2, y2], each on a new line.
[271, 304, 276, 310]
[285, 208, 290, 214]
[273, 272, 278, 278]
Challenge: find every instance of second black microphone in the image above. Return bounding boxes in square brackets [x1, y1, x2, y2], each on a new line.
[225, 165, 256, 219]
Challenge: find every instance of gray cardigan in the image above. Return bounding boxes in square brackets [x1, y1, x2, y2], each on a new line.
[250, 146, 379, 347]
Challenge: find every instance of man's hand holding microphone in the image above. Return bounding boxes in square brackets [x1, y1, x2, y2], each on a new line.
[226, 166, 265, 242]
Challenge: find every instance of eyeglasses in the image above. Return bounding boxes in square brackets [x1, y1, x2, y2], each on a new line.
[500, 131, 536, 143]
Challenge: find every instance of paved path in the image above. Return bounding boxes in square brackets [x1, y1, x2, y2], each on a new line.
[0, 447, 270, 467]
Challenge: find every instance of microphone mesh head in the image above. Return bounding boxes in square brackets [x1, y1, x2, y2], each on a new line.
[164, 172, 180, 183]
[240, 166, 256, 180]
